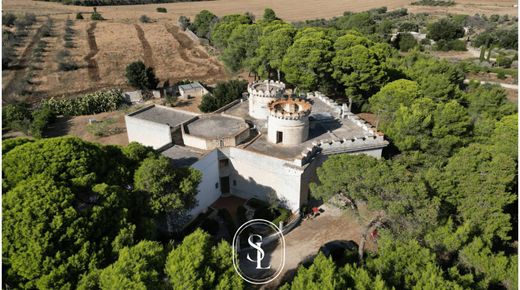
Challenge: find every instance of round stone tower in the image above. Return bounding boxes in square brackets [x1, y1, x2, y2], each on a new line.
[248, 80, 285, 120]
[267, 97, 312, 146]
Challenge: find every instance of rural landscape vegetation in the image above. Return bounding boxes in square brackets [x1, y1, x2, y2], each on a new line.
[1, 0, 519, 289]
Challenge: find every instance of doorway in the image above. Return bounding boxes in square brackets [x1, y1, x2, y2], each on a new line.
[220, 176, 230, 194]
[276, 131, 283, 144]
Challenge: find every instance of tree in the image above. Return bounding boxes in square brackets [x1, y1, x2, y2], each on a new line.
[263, 8, 278, 22]
[280, 253, 345, 289]
[198, 93, 219, 113]
[2, 137, 182, 288]
[369, 79, 422, 121]
[220, 23, 261, 72]
[331, 33, 391, 108]
[335, 12, 375, 35]
[125, 61, 159, 90]
[427, 18, 464, 41]
[134, 156, 201, 216]
[396, 32, 418, 52]
[198, 80, 248, 112]
[2, 137, 33, 155]
[98, 241, 165, 290]
[191, 10, 217, 39]
[282, 28, 334, 91]
[2, 103, 32, 133]
[165, 229, 243, 289]
[210, 14, 252, 49]
[310, 154, 439, 262]
[254, 22, 296, 79]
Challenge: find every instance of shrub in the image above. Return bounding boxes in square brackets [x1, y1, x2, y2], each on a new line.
[3, 13, 17, 27]
[58, 61, 79, 71]
[217, 209, 236, 235]
[198, 93, 218, 113]
[156, 7, 167, 13]
[41, 89, 126, 116]
[2, 103, 31, 132]
[139, 15, 151, 23]
[64, 40, 74, 48]
[178, 16, 190, 30]
[397, 33, 418, 52]
[86, 118, 121, 137]
[29, 106, 56, 138]
[200, 218, 219, 235]
[496, 54, 513, 68]
[76, 13, 84, 20]
[496, 71, 506, 80]
[272, 207, 291, 226]
[427, 18, 464, 41]
[237, 205, 247, 225]
[91, 12, 104, 21]
[398, 21, 419, 32]
[435, 39, 466, 51]
[125, 61, 159, 89]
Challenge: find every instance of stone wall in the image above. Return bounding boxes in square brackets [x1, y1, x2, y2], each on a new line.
[190, 150, 221, 217]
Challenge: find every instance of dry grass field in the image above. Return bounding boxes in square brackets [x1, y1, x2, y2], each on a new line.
[2, 0, 516, 104]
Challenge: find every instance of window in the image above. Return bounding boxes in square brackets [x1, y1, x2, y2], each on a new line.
[219, 159, 229, 168]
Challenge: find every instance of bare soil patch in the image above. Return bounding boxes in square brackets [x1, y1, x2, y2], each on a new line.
[134, 24, 154, 67]
[84, 22, 101, 82]
[45, 109, 129, 146]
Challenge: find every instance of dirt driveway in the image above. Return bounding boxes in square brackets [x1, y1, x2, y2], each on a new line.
[263, 204, 376, 288]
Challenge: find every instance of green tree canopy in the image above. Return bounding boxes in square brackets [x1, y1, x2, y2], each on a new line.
[191, 10, 218, 39]
[427, 18, 465, 41]
[254, 22, 296, 79]
[98, 241, 165, 290]
[211, 14, 253, 49]
[165, 229, 243, 289]
[369, 79, 422, 120]
[134, 156, 201, 215]
[262, 8, 278, 22]
[125, 61, 159, 90]
[282, 28, 334, 90]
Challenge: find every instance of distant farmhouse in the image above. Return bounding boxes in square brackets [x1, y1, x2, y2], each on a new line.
[178, 81, 209, 99]
[125, 80, 388, 219]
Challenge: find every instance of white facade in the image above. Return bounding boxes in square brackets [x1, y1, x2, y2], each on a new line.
[125, 115, 172, 149]
[190, 150, 221, 217]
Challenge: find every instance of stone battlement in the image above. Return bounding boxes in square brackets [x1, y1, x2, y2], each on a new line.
[248, 80, 286, 98]
[268, 97, 312, 120]
[308, 91, 343, 117]
[293, 134, 387, 166]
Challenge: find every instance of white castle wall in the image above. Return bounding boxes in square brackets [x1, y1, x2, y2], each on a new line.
[248, 80, 285, 120]
[190, 150, 221, 217]
[267, 116, 309, 145]
[125, 115, 172, 149]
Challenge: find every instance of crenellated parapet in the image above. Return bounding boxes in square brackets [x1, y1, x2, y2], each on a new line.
[307, 91, 343, 116]
[268, 98, 312, 120]
[248, 80, 286, 98]
[292, 134, 387, 166]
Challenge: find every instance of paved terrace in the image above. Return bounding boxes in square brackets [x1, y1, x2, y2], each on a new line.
[186, 114, 249, 139]
[128, 105, 198, 127]
[224, 96, 380, 161]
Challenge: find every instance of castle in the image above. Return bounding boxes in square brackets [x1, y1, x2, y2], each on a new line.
[125, 80, 388, 219]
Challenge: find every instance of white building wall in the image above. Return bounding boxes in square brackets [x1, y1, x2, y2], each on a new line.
[189, 150, 221, 217]
[221, 148, 304, 212]
[267, 116, 309, 145]
[125, 116, 172, 149]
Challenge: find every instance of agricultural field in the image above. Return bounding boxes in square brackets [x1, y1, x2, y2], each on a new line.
[2, 9, 227, 104]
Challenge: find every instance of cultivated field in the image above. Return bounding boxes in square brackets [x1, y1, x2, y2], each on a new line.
[2, 11, 228, 103]
[3, 0, 517, 21]
[2, 0, 516, 103]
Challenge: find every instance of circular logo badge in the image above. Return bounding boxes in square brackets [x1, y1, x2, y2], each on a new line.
[232, 219, 285, 285]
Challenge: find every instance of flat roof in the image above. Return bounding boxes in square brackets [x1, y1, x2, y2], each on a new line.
[178, 82, 204, 91]
[128, 105, 197, 127]
[224, 96, 381, 160]
[161, 145, 204, 167]
[186, 114, 249, 139]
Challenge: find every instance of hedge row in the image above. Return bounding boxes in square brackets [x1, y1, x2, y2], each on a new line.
[42, 89, 126, 116]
